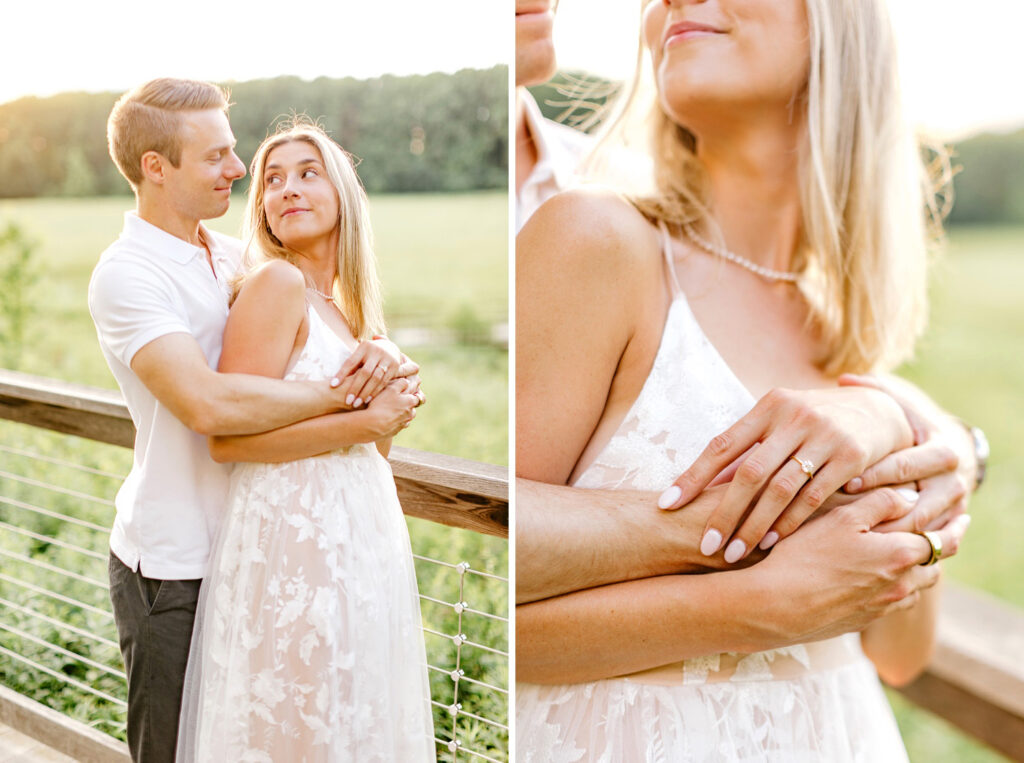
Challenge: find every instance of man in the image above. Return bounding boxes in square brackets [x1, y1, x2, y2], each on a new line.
[515, 0, 591, 232]
[89, 78, 419, 762]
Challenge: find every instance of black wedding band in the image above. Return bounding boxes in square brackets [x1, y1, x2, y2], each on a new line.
[917, 530, 942, 566]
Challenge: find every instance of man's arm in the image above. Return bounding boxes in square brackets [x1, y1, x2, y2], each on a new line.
[517, 488, 963, 684]
[91, 253, 352, 438]
[130, 333, 347, 436]
[207, 379, 418, 463]
[516, 479, 763, 604]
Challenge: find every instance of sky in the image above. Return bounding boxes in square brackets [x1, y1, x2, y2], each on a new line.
[4, 1, 1021, 140]
[0, 1, 509, 105]
[555, 0, 1024, 140]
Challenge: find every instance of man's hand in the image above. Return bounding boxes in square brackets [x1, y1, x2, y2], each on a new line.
[363, 378, 419, 438]
[750, 488, 970, 646]
[395, 353, 426, 407]
[838, 373, 971, 534]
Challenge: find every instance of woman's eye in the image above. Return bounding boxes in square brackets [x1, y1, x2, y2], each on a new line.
[303, 169, 317, 178]
[265, 176, 280, 185]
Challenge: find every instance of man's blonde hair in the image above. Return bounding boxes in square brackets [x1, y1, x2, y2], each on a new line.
[107, 78, 230, 190]
[239, 117, 385, 341]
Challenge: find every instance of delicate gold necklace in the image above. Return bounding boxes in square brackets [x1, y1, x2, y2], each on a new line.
[682, 221, 799, 284]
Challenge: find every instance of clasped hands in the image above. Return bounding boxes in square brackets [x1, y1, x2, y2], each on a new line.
[328, 338, 425, 432]
[658, 379, 971, 570]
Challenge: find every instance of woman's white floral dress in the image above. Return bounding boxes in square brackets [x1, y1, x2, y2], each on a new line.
[516, 235, 909, 763]
[177, 306, 434, 762]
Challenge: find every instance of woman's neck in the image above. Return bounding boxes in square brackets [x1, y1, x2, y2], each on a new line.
[291, 233, 339, 294]
[691, 112, 804, 274]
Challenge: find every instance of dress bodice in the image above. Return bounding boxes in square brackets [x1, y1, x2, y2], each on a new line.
[574, 220, 755, 492]
[285, 302, 355, 383]
[572, 222, 861, 686]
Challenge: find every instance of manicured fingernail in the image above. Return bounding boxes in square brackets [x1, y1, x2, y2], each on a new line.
[847, 477, 862, 492]
[759, 531, 779, 550]
[330, 377, 341, 388]
[365, 396, 372, 403]
[354, 398, 362, 408]
[346, 394, 355, 405]
[960, 514, 972, 529]
[896, 487, 919, 503]
[700, 529, 723, 556]
[724, 539, 746, 564]
[657, 485, 682, 509]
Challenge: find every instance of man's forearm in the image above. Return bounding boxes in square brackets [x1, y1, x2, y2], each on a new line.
[189, 372, 339, 436]
[515, 479, 761, 604]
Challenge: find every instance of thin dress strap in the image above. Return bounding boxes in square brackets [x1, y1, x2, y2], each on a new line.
[657, 218, 684, 299]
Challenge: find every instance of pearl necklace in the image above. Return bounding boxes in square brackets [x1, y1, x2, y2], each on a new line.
[682, 221, 799, 284]
[306, 285, 337, 303]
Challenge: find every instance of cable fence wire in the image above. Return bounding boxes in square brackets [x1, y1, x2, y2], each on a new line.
[0, 437, 508, 760]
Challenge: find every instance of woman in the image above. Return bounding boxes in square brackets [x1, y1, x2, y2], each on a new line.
[516, 0, 971, 760]
[176, 120, 434, 761]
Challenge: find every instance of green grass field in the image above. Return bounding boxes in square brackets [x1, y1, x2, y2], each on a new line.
[886, 225, 1024, 763]
[898, 226, 1024, 611]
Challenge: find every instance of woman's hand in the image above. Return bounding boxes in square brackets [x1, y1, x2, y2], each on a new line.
[658, 386, 913, 563]
[749, 488, 970, 645]
[329, 340, 404, 409]
[362, 378, 419, 439]
[838, 373, 970, 534]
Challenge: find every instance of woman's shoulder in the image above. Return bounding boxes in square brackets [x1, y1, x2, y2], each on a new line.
[518, 186, 663, 279]
[234, 259, 307, 317]
[239, 258, 307, 299]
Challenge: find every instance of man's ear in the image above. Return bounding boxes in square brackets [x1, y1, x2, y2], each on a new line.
[140, 151, 167, 186]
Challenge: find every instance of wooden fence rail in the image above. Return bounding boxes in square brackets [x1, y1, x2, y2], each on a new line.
[0, 368, 507, 761]
[0, 369, 508, 538]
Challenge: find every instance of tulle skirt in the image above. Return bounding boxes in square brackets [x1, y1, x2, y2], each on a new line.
[177, 445, 434, 762]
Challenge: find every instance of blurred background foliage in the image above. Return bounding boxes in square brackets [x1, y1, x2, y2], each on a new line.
[0, 67, 507, 198]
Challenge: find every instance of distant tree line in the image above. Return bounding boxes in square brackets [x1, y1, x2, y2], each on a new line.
[529, 72, 1024, 226]
[0, 67, 507, 198]
[944, 130, 1024, 225]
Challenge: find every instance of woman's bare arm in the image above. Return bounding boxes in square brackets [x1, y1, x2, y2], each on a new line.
[208, 261, 416, 463]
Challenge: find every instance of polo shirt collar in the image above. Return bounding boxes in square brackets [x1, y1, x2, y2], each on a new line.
[122, 211, 210, 265]
[522, 92, 576, 190]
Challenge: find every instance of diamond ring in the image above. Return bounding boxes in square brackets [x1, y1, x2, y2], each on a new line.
[790, 455, 815, 478]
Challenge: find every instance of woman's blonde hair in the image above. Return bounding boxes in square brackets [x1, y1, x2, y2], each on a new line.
[240, 117, 385, 340]
[594, 0, 950, 375]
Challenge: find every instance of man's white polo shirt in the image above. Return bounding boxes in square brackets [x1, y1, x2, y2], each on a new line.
[88, 212, 241, 580]
[515, 91, 592, 233]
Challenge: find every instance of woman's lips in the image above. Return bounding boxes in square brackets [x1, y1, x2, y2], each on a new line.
[664, 21, 724, 49]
